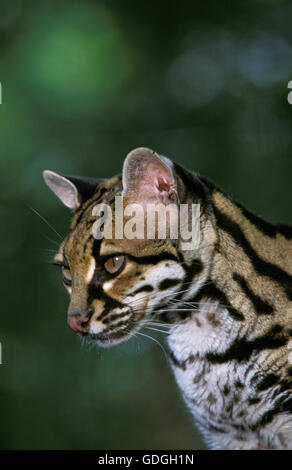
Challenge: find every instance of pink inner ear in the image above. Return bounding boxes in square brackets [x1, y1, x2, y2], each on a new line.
[140, 162, 177, 205]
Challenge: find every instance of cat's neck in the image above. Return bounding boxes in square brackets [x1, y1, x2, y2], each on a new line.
[209, 189, 292, 317]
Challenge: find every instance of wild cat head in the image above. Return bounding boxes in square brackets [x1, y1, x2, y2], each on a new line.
[43, 148, 217, 347]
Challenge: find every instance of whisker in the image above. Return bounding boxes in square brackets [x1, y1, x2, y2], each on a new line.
[147, 322, 172, 328]
[127, 279, 215, 309]
[136, 331, 168, 359]
[127, 284, 196, 307]
[153, 308, 228, 317]
[145, 326, 170, 335]
[166, 299, 231, 310]
[41, 233, 60, 247]
[30, 206, 62, 240]
[152, 308, 198, 313]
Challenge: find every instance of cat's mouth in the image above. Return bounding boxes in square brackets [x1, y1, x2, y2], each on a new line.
[79, 315, 143, 347]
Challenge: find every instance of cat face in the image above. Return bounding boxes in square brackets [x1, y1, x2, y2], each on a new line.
[44, 148, 215, 347]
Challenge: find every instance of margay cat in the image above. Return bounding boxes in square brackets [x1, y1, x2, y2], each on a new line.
[43, 147, 292, 450]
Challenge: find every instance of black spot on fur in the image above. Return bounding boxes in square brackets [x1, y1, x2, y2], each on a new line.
[129, 252, 179, 265]
[132, 285, 154, 295]
[235, 380, 244, 389]
[233, 273, 274, 315]
[205, 325, 286, 364]
[168, 351, 197, 370]
[193, 282, 244, 321]
[248, 396, 261, 405]
[159, 278, 181, 290]
[256, 373, 280, 392]
[206, 312, 221, 327]
[207, 393, 217, 405]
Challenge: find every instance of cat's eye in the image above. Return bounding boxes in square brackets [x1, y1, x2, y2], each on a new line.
[62, 266, 72, 286]
[104, 255, 125, 274]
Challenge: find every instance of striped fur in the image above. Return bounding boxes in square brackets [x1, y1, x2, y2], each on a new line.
[44, 148, 292, 449]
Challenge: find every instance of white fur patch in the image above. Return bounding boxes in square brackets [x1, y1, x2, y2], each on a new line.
[86, 257, 96, 284]
[168, 301, 237, 357]
[103, 280, 113, 291]
[90, 321, 105, 334]
[126, 260, 185, 311]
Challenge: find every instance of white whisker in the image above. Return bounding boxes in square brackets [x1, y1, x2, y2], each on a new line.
[147, 322, 172, 329]
[30, 206, 62, 240]
[136, 331, 168, 359]
[127, 285, 192, 307]
[145, 326, 170, 335]
[41, 233, 60, 246]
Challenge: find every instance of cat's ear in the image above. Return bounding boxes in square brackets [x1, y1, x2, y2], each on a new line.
[122, 147, 178, 205]
[43, 170, 102, 210]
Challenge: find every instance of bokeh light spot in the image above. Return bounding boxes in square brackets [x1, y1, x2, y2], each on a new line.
[16, 4, 133, 118]
[166, 51, 225, 108]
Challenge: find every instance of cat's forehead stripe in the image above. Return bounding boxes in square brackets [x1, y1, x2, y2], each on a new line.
[70, 177, 121, 230]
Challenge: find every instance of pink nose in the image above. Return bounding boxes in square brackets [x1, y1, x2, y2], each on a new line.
[68, 312, 92, 333]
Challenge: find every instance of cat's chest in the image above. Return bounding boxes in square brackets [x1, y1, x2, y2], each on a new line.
[166, 308, 251, 429]
[167, 309, 292, 449]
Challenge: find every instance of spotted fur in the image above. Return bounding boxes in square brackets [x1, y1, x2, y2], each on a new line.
[43, 147, 292, 449]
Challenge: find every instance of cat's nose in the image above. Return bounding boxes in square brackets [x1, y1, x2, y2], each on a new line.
[68, 310, 93, 333]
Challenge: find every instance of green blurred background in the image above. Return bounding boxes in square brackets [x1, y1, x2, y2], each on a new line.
[0, 0, 291, 450]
